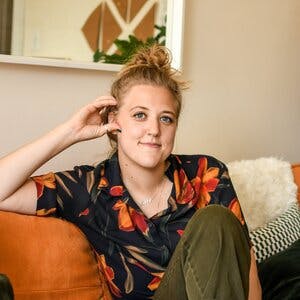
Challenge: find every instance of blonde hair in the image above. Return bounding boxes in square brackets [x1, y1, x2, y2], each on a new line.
[105, 44, 187, 149]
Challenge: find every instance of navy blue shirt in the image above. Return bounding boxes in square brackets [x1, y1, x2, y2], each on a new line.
[32, 154, 250, 299]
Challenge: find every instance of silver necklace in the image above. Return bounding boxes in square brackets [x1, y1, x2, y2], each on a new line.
[138, 177, 167, 208]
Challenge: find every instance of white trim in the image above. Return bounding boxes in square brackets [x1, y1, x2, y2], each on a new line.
[0, 54, 121, 71]
[166, 0, 185, 70]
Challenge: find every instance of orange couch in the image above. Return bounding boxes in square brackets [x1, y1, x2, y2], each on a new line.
[0, 164, 299, 300]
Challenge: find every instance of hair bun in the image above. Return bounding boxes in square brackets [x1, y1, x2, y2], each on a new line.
[126, 44, 172, 72]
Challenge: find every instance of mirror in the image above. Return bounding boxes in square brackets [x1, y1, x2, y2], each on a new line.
[0, 0, 184, 71]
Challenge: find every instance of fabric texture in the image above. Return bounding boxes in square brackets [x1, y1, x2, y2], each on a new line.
[154, 205, 251, 300]
[292, 164, 300, 204]
[0, 211, 107, 300]
[227, 157, 297, 231]
[32, 153, 250, 300]
[249, 202, 300, 263]
[258, 238, 300, 300]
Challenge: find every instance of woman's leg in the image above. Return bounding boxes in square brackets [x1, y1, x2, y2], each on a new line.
[154, 205, 251, 300]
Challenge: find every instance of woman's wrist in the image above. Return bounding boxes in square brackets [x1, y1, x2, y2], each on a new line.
[50, 122, 78, 150]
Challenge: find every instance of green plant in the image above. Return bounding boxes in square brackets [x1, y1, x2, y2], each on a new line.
[93, 24, 166, 64]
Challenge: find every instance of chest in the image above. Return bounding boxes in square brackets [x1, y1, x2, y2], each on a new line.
[75, 195, 195, 258]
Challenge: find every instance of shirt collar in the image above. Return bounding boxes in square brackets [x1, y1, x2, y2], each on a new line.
[99, 152, 179, 200]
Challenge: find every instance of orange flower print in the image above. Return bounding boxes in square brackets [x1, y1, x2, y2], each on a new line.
[98, 177, 109, 188]
[228, 198, 245, 225]
[32, 172, 56, 198]
[113, 200, 134, 231]
[99, 254, 121, 298]
[113, 201, 150, 236]
[98, 165, 109, 188]
[191, 157, 220, 209]
[110, 185, 124, 197]
[36, 207, 56, 216]
[148, 272, 164, 291]
[173, 169, 181, 199]
[79, 207, 89, 217]
[175, 169, 195, 204]
[129, 207, 149, 236]
[177, 229, 184, 236]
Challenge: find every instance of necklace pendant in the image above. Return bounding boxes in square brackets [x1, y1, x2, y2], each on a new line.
[140, 198, 152, 206]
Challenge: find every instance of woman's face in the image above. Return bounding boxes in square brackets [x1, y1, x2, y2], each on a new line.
[116, 84, 178, 170]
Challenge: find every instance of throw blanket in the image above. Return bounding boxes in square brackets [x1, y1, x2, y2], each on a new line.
[227, 157, 297, 231]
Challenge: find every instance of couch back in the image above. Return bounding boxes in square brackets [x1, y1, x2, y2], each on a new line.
[292, 164, 300, 204]
[0, 164, 299, 299]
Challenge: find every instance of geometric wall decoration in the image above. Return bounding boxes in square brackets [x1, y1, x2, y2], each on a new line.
[82, 0, 165, 55]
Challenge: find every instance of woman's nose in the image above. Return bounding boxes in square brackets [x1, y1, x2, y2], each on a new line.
[147, 118, 160, 136]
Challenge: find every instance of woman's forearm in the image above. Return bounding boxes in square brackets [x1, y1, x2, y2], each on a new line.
[0, 123, 74, 202]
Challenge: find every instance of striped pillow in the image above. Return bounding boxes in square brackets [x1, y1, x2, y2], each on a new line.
[250, 202, 300, 263]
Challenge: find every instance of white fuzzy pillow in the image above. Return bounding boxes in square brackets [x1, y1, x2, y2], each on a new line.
[227, 157, 297, 231]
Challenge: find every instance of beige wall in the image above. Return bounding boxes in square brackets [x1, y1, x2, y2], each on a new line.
[21, 0, 99, 60]
[1, 0, 300, 175]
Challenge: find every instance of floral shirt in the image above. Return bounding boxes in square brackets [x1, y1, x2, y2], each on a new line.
[32, 153, 250, 300]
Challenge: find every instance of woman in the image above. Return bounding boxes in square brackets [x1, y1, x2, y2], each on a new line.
[0, 45, 261, 299]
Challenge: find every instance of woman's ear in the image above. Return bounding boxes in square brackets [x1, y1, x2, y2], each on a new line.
[108, 109, 118, 124]
[107, 109, 121, 134]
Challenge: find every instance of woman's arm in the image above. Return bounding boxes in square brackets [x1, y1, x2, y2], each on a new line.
[0, 97, 119, 214]
[248, 247, 262, 300]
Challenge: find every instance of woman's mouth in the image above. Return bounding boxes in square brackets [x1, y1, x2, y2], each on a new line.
[139, 142, 161, 148]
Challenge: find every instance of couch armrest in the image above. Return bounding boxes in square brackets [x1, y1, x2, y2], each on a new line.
[0, 211, 111, 300]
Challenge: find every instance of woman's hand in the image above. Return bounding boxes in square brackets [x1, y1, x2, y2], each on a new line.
[65, 96, 121, 144]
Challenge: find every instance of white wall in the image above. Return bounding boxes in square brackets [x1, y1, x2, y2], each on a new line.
[1, 0, 300, 175]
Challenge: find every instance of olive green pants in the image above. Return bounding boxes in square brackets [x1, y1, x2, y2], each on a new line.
[154, 205, 251, 300]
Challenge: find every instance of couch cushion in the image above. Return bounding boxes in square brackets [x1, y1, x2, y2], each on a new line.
[292, 163, 300, 204]
[0, 211, 111, 300]
[258, 239, 300, 300]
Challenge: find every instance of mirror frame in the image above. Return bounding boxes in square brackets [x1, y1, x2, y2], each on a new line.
[0, 0, 185, 72]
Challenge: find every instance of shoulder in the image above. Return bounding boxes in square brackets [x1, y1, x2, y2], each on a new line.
[168, 154, 228, 181]
[55, 158, 110, 185]
[171, 154, 227, 169]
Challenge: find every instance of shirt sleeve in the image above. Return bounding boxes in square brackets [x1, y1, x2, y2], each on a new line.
[31, 165, 95, 219]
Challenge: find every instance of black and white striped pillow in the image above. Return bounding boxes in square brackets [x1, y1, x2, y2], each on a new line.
[249, 202, 300, 263]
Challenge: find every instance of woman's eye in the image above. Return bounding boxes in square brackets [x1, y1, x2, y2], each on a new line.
[133, 112, 146, 120]
[160, 116, 173, 124]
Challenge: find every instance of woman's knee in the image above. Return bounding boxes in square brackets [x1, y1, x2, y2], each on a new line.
[184, 204, 241, 236]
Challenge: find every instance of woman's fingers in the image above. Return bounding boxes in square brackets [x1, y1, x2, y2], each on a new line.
[89, 122, 121, 139]
[93, 95, 116, 103]
[104, 122, 121, 134]
[66, 96, 120, 142]
[91, 96, 118, 111]
[80, 96, 118, 121]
